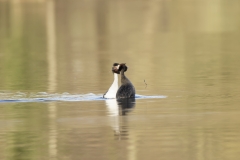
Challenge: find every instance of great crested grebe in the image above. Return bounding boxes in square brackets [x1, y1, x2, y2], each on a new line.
[113, 63, 135, 99]
[103, 63, 120, 99]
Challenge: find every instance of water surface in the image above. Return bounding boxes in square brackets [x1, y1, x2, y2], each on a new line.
[1, 0, 240, 160]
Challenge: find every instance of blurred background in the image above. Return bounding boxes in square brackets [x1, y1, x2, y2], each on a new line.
[1, 0, 239, 93]
[1, 0, 240, 160]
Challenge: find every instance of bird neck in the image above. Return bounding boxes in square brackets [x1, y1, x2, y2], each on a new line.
[120, 69, 129, 84]
[113, 73, 118, 83]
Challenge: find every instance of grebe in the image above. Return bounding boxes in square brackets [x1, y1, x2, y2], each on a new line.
[114, 63, 135, 99]
[103, 63, 120, 99]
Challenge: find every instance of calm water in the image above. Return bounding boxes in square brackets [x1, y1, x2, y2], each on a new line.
[1, 0, 240, 159]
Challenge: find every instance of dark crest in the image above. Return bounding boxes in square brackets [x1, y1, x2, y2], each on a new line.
[113, 63, 119, 66]
[112, 63, 127, 74]
[119, 63, 128, 72]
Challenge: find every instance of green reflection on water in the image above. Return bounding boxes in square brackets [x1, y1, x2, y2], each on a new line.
[3, 103, 48, 160]
[0, 1, 47, 91]
[0, 0, 240, 160]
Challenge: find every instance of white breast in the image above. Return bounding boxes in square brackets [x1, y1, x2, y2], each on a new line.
[103, 73, 118, 99]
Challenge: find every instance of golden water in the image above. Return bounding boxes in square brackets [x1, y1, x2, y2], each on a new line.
[0, 0, 240, 159]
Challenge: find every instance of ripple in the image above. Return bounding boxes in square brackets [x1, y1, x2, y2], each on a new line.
[0, 92, 167, 103]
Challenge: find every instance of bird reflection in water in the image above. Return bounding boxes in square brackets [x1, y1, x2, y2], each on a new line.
[117, 98, 135, 115]
[105, 98, 135, 140]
